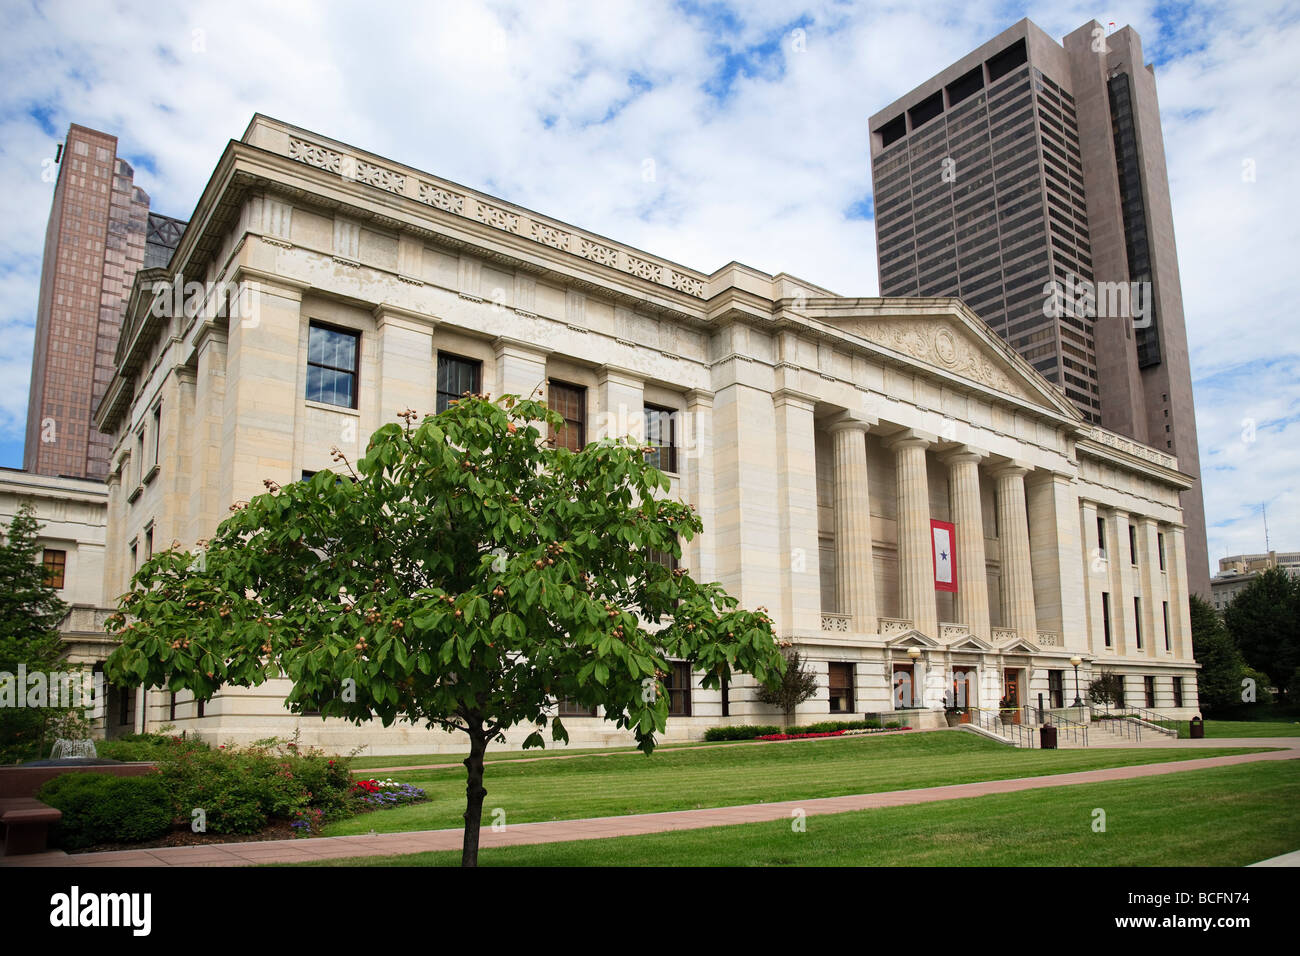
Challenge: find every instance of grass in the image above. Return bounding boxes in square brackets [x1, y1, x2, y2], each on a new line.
[1174, 720, 1300, 739]
[322, 730, 1269, 836]
[297, 760, 1300, 866]
[347, 739, 737, 770]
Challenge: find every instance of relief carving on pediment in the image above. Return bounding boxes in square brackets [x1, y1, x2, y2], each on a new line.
[848, 319, 1029, 399]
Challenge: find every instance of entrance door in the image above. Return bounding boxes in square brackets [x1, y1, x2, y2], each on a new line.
[1003, 668, 1021, 724]
[952, 667, 975, 722]
[893, 664, 914, 709]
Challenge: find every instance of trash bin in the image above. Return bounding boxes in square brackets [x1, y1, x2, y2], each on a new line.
[1189, 716, 1204, 739]
[1040, 724, 1058, 749]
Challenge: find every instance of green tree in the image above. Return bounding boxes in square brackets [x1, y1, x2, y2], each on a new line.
[1223, 567, 1300, 697]
[1087, 669, 1124, 708]
[106, 394, 784, 865]
[1190, 594, 1248, 713]
[755, 648, 819, 726]
[0, 504, 69, 763]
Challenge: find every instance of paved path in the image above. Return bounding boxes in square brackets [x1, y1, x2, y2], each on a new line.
[1250, 849, 1300, 866]
[6, 743, 1295, 867]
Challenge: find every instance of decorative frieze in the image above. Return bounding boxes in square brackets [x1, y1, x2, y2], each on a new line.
[1037, 632, 1062, 647]
[1088, 426, 1177, 469]
[417, 182, 465, 213]
[670, 271, 705, 298]
[579, 238, 619, 267]
[288, 137, 342, 173]
[879, 618, 914, 636]
[353, 160, 406, 194]
[821, 613, 851, 633]
[991, 626, 1018, 643]
[476, 202, 520, 234]
[531, 221, 571, 251]
[625, 254, 663, 284]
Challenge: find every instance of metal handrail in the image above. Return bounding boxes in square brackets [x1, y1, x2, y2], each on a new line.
[969, 706, 1036, 748]
[1114, 705, 1180, 735]
[1023, 706, 1089, 747]
[1091, 710, 1141, 741]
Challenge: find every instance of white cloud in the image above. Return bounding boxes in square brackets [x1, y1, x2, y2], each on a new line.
[0, 0, 1296, 576]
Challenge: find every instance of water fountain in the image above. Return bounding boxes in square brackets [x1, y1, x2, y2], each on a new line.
[49, 738, 98, 760]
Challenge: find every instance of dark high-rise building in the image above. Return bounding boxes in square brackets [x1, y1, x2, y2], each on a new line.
[868, 19, 1209, 597]
[23, 125, 185, 480]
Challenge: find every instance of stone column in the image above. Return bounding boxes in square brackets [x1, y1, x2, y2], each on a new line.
[775, 390, 823, 635]
[993, 463, 1037, 639]
[942, 446, 990, 639]
[374, 305, 436, 422]
[492, 336, 550, 401]
[595, 365, 644, 442]
[829, 414, 878, 634]
[682, 389, 715, 584]
[889, 431, 937, 638]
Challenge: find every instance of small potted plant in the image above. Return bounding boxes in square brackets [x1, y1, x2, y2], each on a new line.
[942, 691, 962, 727]
[998, 693, 1017, 725]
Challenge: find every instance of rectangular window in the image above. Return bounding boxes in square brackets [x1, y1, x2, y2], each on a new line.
[828, 662, 855, 713]
[1144, 675, 1155, 708]
[1162, 600, 1171, 651]
[1114, 680, 1126, 709]
[152, 403, 162, 466]
[721, 675, 730, 718]
[1101, 591, 1112, 648]
[1048, 670, 1064, 709]
[129, 542, 138, 574]
[1172, 676, 1183, 708]
[197, 697, 206, 718]
[119, 688, 133, 726]
[436, 353, 482, 414]
[547, 381, 586, 452]
[306, 322, 360, 408]
[42, 549, 67, 589]
[556, 697, 596, 717]
[1129, 524, 1138, 565]
[1157, 532, 1166, 570]
[145, 527, 154, 561]
[1097, 516, 1107, 556]
[169, 691, 177, 722]
[643, 404, 679, 473]
[1134, 596, 1142, 649]
[665, 661, 692, 716]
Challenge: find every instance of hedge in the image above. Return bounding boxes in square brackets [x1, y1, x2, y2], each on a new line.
[38, 772, 174, 850]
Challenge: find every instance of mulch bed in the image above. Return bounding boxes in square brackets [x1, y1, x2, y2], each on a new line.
[73, 819, 299, 854]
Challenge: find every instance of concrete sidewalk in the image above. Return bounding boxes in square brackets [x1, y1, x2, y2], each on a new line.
[5, 745, 1295, 868]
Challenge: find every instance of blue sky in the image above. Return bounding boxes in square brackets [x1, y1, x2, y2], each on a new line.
[0, 0, 1297, 578]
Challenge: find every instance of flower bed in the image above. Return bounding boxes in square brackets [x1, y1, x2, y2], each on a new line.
[350, 777, 427, 810]
[756, 730, 847, 741]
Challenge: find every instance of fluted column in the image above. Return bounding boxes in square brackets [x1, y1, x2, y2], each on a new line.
[889, 431, 937, 638]
[943, 446, 990, 639]
[829, 416, 877, 633]
[993, 463, 1037, 639]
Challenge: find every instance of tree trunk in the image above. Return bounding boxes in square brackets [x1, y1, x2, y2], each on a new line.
[461, 727, 488, 867]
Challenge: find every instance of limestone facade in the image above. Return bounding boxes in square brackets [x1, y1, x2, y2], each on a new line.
[94, 116, 1201, 754]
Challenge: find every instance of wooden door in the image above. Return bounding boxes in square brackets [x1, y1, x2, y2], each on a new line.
[1003, 669, 1021, 724]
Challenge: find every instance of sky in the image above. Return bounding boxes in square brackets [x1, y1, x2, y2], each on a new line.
[0, 0, 1297, 580]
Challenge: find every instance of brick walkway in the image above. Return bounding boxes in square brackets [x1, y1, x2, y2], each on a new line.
[6, 742, 1295, 867]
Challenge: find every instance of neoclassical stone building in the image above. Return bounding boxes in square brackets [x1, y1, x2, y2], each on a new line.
[94, 116, 1200, 752]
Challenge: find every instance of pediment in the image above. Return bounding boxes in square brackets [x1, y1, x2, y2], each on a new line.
[819, 306, 1082, 421]
[947, 636, 995, 652]
[883, 629, 941, 649]
[999, 638, 1041, 655]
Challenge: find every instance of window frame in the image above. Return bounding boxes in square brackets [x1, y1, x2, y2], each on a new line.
[305, 321, 361, 410]
[664, 661, 692, 716]
[643, 403, 679, 474]
[547, 380, 587, 452]
[828, 662, 856, 714]
[1162, 600, 1171, 651]
[1129, 524, 1138, 565]
[1096, 515, 1107, 557]
[436, 352, 483, 414]
[1172, 676, 1184, 708]
[1133, 596, 1142, 649]
[1101, 591, 1112, 648]
[42, 548, 67, 590]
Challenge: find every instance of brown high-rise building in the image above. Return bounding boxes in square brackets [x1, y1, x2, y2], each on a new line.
[868, 19, 1209, 597]
[23, 125, 184, 480]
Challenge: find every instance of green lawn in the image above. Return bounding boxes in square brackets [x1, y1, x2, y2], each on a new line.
[348, 738, 747, 770]
[1175, 720, 1300, 739]
[301, 760, 1300, 866]
[323, 730, 1269, 836]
